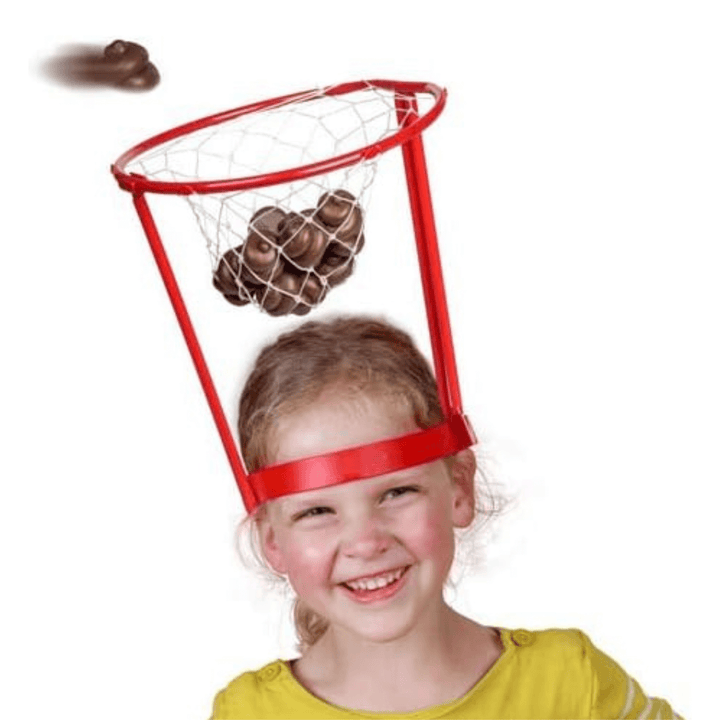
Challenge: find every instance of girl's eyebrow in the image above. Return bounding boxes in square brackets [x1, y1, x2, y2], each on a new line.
[281, 495, 335, 515]
[279, 467, 431, 515]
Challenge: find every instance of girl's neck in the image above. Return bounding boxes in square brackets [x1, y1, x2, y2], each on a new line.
[326, 599, 457, 676]
[292, 603, 501, 712]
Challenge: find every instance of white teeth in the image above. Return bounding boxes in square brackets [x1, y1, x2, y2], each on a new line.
[345, 567, 405, 592]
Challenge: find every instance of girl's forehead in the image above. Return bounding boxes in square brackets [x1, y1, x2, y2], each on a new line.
[270, 390, 418, 466]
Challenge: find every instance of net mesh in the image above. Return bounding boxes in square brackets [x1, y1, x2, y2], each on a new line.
[123, 83, 421, 316]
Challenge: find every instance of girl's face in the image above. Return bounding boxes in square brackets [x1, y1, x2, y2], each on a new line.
[259, 392, 475, 645]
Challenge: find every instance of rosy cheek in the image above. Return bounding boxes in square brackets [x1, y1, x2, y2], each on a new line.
[400, 503, 455, 561]
[281, 536, 335, 595]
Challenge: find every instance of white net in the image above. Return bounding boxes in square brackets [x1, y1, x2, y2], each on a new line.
[123, 82, 425, 316]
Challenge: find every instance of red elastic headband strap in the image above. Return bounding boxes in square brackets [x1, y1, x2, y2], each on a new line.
[246, 413, 476, 511]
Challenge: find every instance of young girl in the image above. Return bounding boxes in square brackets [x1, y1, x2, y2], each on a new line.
[211, 316, 683, 720]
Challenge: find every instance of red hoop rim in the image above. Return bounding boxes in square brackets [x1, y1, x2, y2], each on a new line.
[111, 79, 446, 196]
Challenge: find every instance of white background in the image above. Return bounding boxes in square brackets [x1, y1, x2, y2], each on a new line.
[2, 2, 718, 718]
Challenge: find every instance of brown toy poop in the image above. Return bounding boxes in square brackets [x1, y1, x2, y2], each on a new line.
[41, 39, 160, 91]
[316, 189, 356, 226]
[242, 232, 282, 282]
[211, 190, 365, 316]
[102, 39, 161, 90]
[279, 210, 330, 269]
[212, 246, 253, 306]
[249, 206, 287, 239]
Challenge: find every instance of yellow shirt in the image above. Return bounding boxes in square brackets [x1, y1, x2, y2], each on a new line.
[211, 628, 683, 719]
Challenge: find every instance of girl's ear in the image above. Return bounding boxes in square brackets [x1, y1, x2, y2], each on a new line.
[449, 449, 476, 528]
[257, 514, 288, 575]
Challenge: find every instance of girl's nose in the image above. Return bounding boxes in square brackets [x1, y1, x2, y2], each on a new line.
[341, 515, 391, 559]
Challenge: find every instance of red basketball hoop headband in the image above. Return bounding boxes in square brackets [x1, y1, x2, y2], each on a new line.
[112, 79, 475, 513]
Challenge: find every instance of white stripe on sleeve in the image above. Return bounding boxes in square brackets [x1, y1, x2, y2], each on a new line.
[620, 675, 638, 717]
[637, 696, 653, 719]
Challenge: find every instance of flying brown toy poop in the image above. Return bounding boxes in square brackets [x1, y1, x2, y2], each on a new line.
[212, 190, 365, 316]
[103, 40, 160, 90]
[40, 40, 160, 90]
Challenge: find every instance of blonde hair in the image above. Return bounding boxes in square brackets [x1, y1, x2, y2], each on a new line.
[237, 315, 504, 650]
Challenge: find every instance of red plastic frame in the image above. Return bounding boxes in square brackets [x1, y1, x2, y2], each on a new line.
[112, 79, 471, 514]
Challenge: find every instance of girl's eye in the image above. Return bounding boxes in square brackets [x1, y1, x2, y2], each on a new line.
[295, 506, 332, 521]
[383, 485, 419, 501]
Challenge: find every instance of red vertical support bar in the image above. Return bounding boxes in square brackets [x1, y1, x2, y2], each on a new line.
[395, 95, 463, 417]
[131, 192, 257, 510]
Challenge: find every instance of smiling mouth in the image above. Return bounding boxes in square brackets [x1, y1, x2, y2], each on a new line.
[340, 565, 410, 593]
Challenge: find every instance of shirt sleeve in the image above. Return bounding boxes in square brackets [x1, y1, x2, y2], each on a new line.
[580, 631, 684, 720]
[210, 673, 261, 720]
[210, 686, 230, 720]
